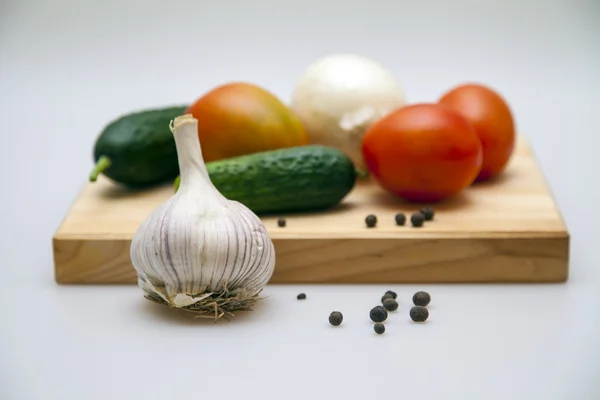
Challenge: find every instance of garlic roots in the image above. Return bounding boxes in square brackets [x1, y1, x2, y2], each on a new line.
[130, 114, 276, 320]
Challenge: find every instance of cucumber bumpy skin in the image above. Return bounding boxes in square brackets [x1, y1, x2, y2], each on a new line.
[174, 145, 358, 215]
[89, 105, 188, 187]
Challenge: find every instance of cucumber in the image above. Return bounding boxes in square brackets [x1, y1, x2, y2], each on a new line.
[175, 145, 357, 214]
[89, 105, 187, 187]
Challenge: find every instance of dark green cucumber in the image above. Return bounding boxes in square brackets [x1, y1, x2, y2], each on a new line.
[175, 145, 357, 214]
[89, 105, 188, 187]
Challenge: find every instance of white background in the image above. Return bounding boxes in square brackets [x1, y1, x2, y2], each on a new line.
[1, 0, 599, 399]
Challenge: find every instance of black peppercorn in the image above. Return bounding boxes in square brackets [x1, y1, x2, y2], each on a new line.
[413, 291, 431, 307]
[383, 298, 398, 311]
[365, 214, 377, 228]
[385, 290, 397, 299]
[410, 306, 429, 322]
[374, 323, 385, 334]
[369, 305, 388, 323]
[329, 311, 343, 326]
[394, 213, 406, 226]
[410, 212, 425, 227]
[381, 293, 394, 303]
[297, 293, 306, 300]
[420, 207, 435, 221]
[277, 217, 286, 227]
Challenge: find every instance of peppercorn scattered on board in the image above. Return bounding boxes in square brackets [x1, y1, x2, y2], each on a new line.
[53, 136, 569, 284]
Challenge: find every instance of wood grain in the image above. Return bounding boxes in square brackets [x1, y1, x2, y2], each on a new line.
[53, 136, 570, 284]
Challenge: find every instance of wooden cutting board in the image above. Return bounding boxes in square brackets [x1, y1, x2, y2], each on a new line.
[53, 136, 569, 284]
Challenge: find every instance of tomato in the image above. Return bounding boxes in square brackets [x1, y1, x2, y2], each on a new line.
[185, 82, 309, 163]
[438, 83, 515, 182]
[361, 103, 483, 203]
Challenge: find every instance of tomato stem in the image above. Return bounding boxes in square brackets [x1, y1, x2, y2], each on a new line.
[89, 155, 111, 182]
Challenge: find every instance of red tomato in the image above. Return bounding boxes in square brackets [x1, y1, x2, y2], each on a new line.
[361, 103, 483, 203]
[185, 82, 308, 163]
[438, 83, 515, 182]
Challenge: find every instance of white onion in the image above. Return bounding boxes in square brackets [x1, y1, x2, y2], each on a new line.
[290, 53, 407, 171]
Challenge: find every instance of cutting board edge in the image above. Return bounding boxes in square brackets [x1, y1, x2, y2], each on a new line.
[53, 234, 570, 284]
[52, 229, 570, 241]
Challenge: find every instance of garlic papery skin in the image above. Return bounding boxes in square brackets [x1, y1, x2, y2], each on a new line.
[130, 114, 276, 319]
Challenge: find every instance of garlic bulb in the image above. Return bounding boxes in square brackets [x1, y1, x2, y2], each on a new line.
[130, 114, 276, 319]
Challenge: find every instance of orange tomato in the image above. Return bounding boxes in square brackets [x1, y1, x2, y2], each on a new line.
[361, 103, 483, 203]
[438, 83, 515, 182]
[185, 82, 309, 162]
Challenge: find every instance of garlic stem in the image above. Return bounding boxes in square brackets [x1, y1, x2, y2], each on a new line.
[169, 115, 213, 193]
